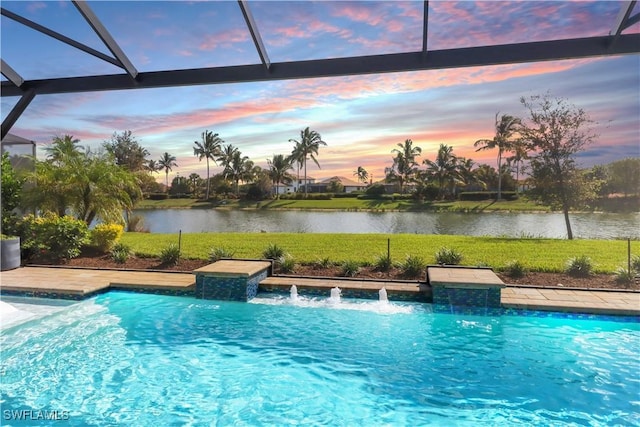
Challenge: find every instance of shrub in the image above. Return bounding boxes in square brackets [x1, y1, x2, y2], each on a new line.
[341, 260, 360, 277]
[364, 183, 386, 197]
[374, 254, 392, 272]
[503, 260, 526, 278]
[400, 254, 425, 278]
[614, 267, 634, 285]
[263, 243, 285, 260]
[459, 191, 518, 201]
[91, 223, 124, 252]
[110, 243, 131, 264]
[435, 247, 463, 265]
[19, 214, 90, 262]
[314, 256, 332, 269]
[209, 247, 235, 262]
[126, 214, 148, 232]
[632, 255, 640, 273]
[159, 243, 181, 266]
[565, 255, 593, 278]
[278, 255, 296, 274]
[148, 193, 168, 200]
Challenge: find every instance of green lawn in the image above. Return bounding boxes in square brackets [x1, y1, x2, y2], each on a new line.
[121, 232, 638, 273]
[135, 197, 550, 212]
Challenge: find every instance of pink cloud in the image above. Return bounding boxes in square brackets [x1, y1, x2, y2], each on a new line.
[199, 28, 249, 51]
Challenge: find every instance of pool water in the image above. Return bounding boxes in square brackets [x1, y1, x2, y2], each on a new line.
[1, 292, 638, 426]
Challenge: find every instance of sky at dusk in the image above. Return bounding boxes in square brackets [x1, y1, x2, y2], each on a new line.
[1, 0, 639, 185]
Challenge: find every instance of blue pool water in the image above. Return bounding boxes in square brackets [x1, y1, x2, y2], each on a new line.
[1, 292, 639, 426]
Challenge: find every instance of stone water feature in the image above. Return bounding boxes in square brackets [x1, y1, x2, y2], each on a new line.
[427, 266, 505, 313]
[194, 260, 272, 301]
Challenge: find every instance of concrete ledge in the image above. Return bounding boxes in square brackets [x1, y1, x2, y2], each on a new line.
[427, 266, 505, 288]
[193, 260, 272, 277]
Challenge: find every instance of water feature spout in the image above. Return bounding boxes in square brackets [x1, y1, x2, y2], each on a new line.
[378, 287, 388, 303]
[329, 287, 341, 303]
[290, 285, 298, 301]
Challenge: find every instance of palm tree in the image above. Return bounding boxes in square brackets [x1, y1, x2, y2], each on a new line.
[193, 130, 223, 199]
[146, 159, 161, 174]
[158, 152, 178, 191]
[353, 166, 369, 184]
[288, 127, 327, 196]
[506, 138, 528, 194]
[474, 113, 521, 200]
[456, 157, 476, 190]
[218, 144, 249, 195]
[45, 135, 84, 165]
[188, 173, 202, 197]
[267, 154, 294, 198]
[289, 141, 305, 192]
[385, 139, 421, 193]
[423, 144, 459, 199]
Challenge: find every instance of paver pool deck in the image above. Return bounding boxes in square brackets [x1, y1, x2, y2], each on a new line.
[1, 266, 638, 316]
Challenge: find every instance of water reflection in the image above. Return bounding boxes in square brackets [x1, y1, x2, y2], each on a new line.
[133, 209, 639, 239]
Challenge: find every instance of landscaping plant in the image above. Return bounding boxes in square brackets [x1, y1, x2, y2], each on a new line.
[435, 247, 463, 265]
[565, 255, 594, 277]
[159, 243, 181, 266]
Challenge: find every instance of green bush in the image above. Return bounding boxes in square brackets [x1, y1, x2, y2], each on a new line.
[459, 191, 518, 201]
[400, 254, 425, 278]
[110, 243, 131, 264]
[614, 267, 634, 285]
[374, 254, 392, 272]
[278, 255, 296, 273]
[435, 247, 463, 265]
[148, 193, 168, 200]
[503, 260, 527, 278]
[19, 214, 90, 262]
[91, 223, 124, 252]
[314, 256, 332, 269]
[565, 255, 594, 277]
[209, 246, 235, 262]
[159, 243, 181, 266]
[631, 255, 640, 273]
[341, 260, 360, 277]
[263, 243, 285, 260]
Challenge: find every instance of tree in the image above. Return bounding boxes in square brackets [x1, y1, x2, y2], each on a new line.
[608, 158, 640, 197]
[1, 152, 24, 235]
[146, 159, 161, 174]
[423, 144, 459, 199]
[45, 134, 84, 165]
[23, 147, 141, 225]
[520, 94, 596, 240]
[353, 166, 369, 184]
[169, 175, 190, 196]
[188, 173, 204, 198]
[505, 138, 528, 194]
[193, 130, 223, 199]
[103, 130, 149, 172]
[218, 144, 250, 195]
[267, 154, 294, 198]
[474, 113, 521, 200]
[288, 127, 327, 196]
[385, 139, 421, 193]
[158, 152, 178, 191]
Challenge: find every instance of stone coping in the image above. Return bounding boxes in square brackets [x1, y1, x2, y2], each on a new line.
[427, 266, 505, 289]
[193, 260, 272, 277]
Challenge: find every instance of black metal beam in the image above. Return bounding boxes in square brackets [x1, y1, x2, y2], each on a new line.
[1, 89, 36, 140]
[611, 1, 637, 36]
[72, 0, 138, 79]
[422, 1, 429, 55]
[0, 59, 24, 87]
[0, 7, 121, 68]
[238, 0, 271, 70]
[2, 34, 639, 98]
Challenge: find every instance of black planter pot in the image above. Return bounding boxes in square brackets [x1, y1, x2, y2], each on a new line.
[1, 237, 21, 271]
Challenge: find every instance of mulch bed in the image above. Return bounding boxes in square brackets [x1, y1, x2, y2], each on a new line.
[47, 254, 640, 291]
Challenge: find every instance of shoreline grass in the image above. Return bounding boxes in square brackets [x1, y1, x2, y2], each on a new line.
[120, 232, 639, 274]
[134, 197, 552, 212]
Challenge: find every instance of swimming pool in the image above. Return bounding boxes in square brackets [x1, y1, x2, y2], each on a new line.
[1, 292, 638, 426]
